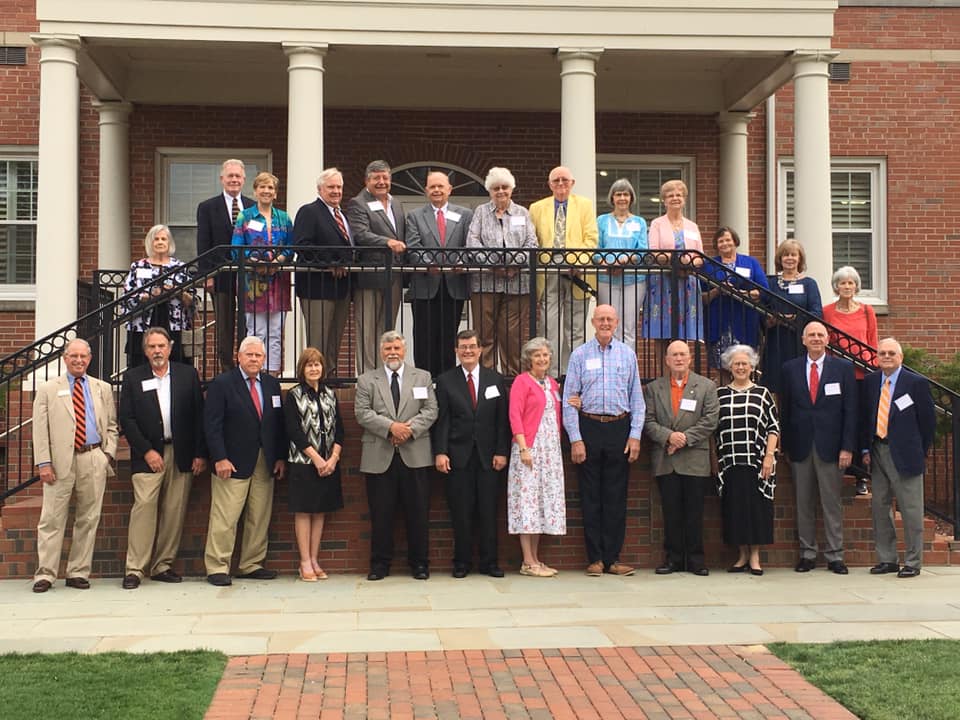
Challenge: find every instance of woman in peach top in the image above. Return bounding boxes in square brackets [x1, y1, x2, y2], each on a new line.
[822, 265, 878, 380]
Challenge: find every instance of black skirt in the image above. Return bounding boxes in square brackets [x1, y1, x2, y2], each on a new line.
[721, 465, 774, 546]
[287, 462, 344, 514]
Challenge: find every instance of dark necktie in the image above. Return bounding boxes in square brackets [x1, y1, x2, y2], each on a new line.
[391, 371, 400, 413]
[809, 361, 819, 404]
[249, 376, 262, 418]
[467, 372, 477, 410]
[72, 377, 86, 449]
[231, 196, 241, 225]
[436, 208, 447, 247]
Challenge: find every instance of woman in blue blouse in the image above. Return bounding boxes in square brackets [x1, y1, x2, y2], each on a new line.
[760, 240, 823, 394]
[232, 171, 293, 375]
[701, 226, 768, 370]
[595, 178, 648, 350]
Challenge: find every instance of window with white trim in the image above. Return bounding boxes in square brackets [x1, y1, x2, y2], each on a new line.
[157, 148, 272, 262]
[779, 158, 886, 301]
[595, 155, 694, 223]
[0, 153, 38, 295]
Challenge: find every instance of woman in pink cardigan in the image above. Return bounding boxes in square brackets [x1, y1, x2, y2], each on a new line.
[507, 337, 566, 577]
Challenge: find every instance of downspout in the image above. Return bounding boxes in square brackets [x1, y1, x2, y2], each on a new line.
[766, 94, 777, 273]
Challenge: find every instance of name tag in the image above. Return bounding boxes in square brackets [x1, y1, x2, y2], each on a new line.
[141, 378, 159, 392]
[413, 386, 428, 400]
[735, 267, 752, 278]
[271, 395, 281, 408]
[484, 385, 500, 399]
[824, 382, 841, 396]
[247, 219, 264, 233]
[445, 210, 461, 223]
[57, 389, 70, 397]
[367, 200, 384, 212]
[136, 268, 154, 280]
[685, 231, 700, 242]
[509, 216, 525, 227]
[679, 398, 697, 412]
[788, 284, 805, 295]
[894, 394, 914, 411]
[585, 357, 602, 371]
[626, 222, 642, 232]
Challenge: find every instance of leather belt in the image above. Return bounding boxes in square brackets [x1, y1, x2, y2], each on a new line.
[580, 411, 629, 423]
[75, 442, 101, 454]
[163, 439, 173, 445]
[873, 436, 889, 445]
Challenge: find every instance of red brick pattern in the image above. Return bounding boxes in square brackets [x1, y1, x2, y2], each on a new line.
[203, 647, 857, 720]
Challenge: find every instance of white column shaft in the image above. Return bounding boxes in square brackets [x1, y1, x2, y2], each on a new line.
[718, 112, 753, 253]
[792, 51, 838, 295]
[558, 49, 602, 206]
[93, 101, 133, 271]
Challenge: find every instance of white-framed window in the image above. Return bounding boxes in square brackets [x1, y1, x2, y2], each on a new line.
[595, 154, 695, 223]
[778, 158, 887, 302]
[156, 148, 273, 261]
[0, 149, 38, 299]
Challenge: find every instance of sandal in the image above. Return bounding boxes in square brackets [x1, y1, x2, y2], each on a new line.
[299, 562, 318, 582]
[311, 561, 328, 580]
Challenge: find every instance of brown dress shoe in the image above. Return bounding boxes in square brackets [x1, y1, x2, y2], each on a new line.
[65, 577, 90, 589]
[32, 579, 52, 593]
[606, 562, 636, 577]
[122, 574, 141, 590]
[586, 561, 604, 576]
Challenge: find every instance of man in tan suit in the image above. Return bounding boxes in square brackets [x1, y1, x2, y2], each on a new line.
[643, 340, 719, 576]
[32, 338, 119, 592]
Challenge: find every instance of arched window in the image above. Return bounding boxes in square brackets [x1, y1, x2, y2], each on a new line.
[390, 162, 488, 212]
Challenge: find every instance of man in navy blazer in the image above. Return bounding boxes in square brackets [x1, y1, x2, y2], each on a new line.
[780, 321, 858, 574]
[432, 329, 511, 578]
[203, 335, 287, 586]
[119, 328, 207, 588]
[293, 167, 354, 368]
[861, 338, 936, 578]
[196, 159, 254, 370]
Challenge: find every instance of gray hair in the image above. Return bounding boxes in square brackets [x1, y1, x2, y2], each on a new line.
[144, 224, 176, 256]
[221, 159, 245, 174]
[484, 167, 516, 192]
[142, 326, 172, 350]
[831, 265, 862, 294]
[520, 336, 552, 371]
[379, 330, 406, 347]
[316, 167, 343, 187]
[365, 160, 391, 178]
[607, 178, 636, 208]
[239, 335, 265, 353]
[720, 344, 759, 371]
[63, 337, 91, 356]
[878, 337, 903, 355]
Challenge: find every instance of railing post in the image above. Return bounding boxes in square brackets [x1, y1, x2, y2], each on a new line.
[668, 251, 682, 342]
[383, 247, 393, 335]
[953, 395, 960, 540]
[528, 248, 539, 338]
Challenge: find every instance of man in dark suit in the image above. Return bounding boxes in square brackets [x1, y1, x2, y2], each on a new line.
[781, 320, 858, 575]
[196, 158, 254, 371]
[346, 160, 406, 375]
[203, 335, 286, 586]
[405, 171, 474, 377]
[355, 331, 438, 581]
[433, 329, 510, 578]
[862, 337, 936, 578]
[293, 167, 353, 370]
[118, 327, 207, 589]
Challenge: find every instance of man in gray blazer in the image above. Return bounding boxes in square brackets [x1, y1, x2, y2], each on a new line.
[405, 171, 474, 377]
[643, 340, 719, 575]
[346, 160, 406, 374]
[355, 330, 438, 580]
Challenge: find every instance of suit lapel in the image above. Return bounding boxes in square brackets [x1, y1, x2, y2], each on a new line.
[375, 370, 396, 417]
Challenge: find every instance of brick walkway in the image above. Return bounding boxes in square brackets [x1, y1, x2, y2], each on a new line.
[203, 646, 856, 720]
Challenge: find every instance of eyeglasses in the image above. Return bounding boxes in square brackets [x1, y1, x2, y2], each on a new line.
[490, 185, 510, 191]
[877, 351, 899, 357]
[550, 178, 573, 185]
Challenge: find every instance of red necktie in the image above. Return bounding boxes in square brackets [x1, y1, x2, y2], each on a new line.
[334, 206, 349, 242]
[249, 376, 262, 418]
[436, 208, 447, 247]
[467, 372, 477, 409]
[73, 377, 86, 449]
[809, 361, 819, 404]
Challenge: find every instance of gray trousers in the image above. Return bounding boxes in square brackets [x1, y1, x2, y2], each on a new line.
[792, 452, 844, 562]
[871, 441, 924, 569]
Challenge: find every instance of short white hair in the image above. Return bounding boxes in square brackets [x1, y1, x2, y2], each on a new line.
[720, 344, 759, 370]
[144, 224, 175, 256]
[831, 265, 862, 294]
[484, 167, 516, 192]
[239, 335, 265, 353]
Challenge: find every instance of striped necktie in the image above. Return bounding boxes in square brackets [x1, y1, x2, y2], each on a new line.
[876, 378, 891, 439]
[231, 196, 241, 225]
[73, 377, 86, 449]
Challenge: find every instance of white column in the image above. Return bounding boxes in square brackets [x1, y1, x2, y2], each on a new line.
[92, 100, 133, 271]
[283, 43, 326, 213]
[792, 50, 838, 295]
[31, 35, 80, 339]
[557, 49, 602, 206]
[717, 111, 754, 253]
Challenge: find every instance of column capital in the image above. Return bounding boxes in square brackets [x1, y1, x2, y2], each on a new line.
[91, 100, 134, 125]
[30, 33, 81, 50]
[790, 49, 840, 66]
[557, 48, 604, 64]
[717, 111, 756, 135]
[283, 43, 328, 58]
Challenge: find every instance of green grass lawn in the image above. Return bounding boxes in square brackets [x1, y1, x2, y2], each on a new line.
[0, 650, 227, 720]
[770, 640, 960, 720]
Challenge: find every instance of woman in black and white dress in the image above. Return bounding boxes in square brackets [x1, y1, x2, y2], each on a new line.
[715, 344, 780, 575]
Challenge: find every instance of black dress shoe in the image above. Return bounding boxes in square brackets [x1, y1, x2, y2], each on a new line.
[236, 567, 278, 580]
[856, 479, 869, 495]
[827, 560, 849, 575]
[898, 565, 921, 578]
[794, 558, 816, 573]
[482, 566, 505, 578]
[727, 564, 747, 573]
[412, 565, 430, 580]
[367, 570, 386, 581]
[452, 565, 468, 579]
[122, 574, 141, 590]
[32, 579, 52, 593]
[655, 562, 680, 575]
[206, 573, 232, 586]
[150, 569, 182, 583]
[870, 562, 900, 575]
[749, 567, 764, 576]
[689, 566, 710, 577]
[65, 577, 90, 589]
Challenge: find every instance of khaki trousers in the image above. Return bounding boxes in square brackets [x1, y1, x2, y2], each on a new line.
[34, 449, 108, 583]
[125, 444, 193, 578]
[204, 451, 274, 575]
[472, 292, 530, 377]
[541, 273, 589, 377]
[355, 281, 402, 375]
[301, 297, 349, 373]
